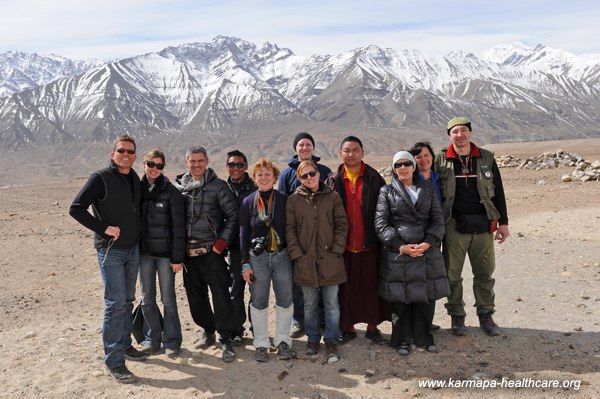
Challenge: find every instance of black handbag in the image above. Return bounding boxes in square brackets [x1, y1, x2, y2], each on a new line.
[455, 213, 489, 234]
[131, 303, 164, 344]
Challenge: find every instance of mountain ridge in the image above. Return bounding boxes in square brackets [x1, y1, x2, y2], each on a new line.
[1, 37, 599, 151]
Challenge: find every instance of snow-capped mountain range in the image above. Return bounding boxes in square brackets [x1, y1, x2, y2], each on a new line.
[0, 51, 104, 98]
[1, 36, 599, 150]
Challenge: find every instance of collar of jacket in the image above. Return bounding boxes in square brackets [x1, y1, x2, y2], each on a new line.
[142, 172, 165, 186]
[297, 181, 331, 197]
[288, 154, 322, 168]
[108, 159, 138, 178]
[390, 175, 421, 210]
[445, 142, 482, 159]
[142, 173, 167, 197]
[341, 161, 366, 180]
[175, 168, 217, 192]
[227, 173, 254, 190]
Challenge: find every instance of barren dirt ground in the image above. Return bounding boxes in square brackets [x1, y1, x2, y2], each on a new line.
[1, 139, 599, 398]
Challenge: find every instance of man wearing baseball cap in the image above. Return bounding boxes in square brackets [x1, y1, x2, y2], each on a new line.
[435, 117, 509, 337]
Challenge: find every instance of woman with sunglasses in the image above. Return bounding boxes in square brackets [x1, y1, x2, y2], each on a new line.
[285, 161, 348, 361]
[239, 158, 293, 362]
[374, 151, 449, 356]
[138, 149, 186, 357]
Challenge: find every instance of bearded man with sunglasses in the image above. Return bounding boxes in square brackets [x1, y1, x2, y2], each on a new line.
[224, 150, 256, 345]
[69, 135, 146, 383]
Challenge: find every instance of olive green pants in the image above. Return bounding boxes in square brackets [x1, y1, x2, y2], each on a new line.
[443, 217, 495, 317]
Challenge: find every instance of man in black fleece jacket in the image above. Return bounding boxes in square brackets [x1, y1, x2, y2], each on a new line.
[69, 135, 146, 384]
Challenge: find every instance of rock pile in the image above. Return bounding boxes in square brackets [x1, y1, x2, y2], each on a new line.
[495, 150, 599, 182]
[496, 150, 585, 170]
[561, 160, 600, 182]
[377, 150, 600, 182]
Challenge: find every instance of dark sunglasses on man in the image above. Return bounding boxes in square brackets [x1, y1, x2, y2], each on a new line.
[227, 162, 246, 169]
[146, 161, 165, 170]
[116, 148, 136, 155]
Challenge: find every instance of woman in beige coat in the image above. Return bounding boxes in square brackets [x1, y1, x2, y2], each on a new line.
[286, 161, 348, 360]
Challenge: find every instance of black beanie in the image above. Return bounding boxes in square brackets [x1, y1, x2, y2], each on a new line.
[293, 132, 315, 150]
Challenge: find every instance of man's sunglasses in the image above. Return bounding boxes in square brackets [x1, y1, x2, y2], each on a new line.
[393, 161, 413, 169]
[227, 162, 246, 169]
[116, 148, 136, 155]
[299, 170, 318, 180]
[146, 161, 165, 170]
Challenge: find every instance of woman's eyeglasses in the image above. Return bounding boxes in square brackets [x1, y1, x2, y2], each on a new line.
[394, 161, 413, 169]
[116, 148, 136, 155]
[146, 161, 165, 170]
[227, 162, 246, 169]
[299, 170, 318, 180]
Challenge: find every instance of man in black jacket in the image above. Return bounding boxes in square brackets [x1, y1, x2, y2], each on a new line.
[326, 136, 390, 345]
[224, 149, 256, 345]
[175, 145, 239, 363]
[69, 135, 147, 384]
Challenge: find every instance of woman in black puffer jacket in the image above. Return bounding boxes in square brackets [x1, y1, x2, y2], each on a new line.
[375, 151, 449, 356]
[139, 149, 186, 357]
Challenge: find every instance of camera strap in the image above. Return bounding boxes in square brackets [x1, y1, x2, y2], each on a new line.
[254, 190, 281, 251]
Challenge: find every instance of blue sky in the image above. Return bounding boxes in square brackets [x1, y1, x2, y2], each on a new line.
[2, 0, 599, 60]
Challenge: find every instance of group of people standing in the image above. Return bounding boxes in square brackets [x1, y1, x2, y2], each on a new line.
[69, 116, 509, 384]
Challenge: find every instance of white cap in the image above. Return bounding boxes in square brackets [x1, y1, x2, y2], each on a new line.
[392, 151, 416, 168]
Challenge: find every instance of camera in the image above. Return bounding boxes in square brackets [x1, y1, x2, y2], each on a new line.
[251, 236, 267, 256]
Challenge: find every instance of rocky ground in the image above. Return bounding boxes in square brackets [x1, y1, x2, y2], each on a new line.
[1, 139, 600, 398]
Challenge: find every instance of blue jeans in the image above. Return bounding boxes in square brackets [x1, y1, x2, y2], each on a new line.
[97, 245, 139, 369]
[249, 248, 293, 348]
[302, 284, 340, 343]
[249, 248, 293, 310]
[139, 255, 182, 351]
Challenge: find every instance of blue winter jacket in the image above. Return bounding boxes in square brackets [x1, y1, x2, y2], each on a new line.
[278, 155, 332, 195]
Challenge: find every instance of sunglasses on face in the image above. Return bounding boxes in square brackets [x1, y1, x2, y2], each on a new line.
[394, 161, 413, 169]
[146, 161, 165, 170]
[299, 170, 318, 180]
[116, 148, 136, 155]
[227, 162, 246, 169]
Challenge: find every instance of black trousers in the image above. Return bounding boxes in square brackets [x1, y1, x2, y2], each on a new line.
[390, 301, 435, 347]
[227, 245, 248, 336]
[184, 252, 234, 342]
